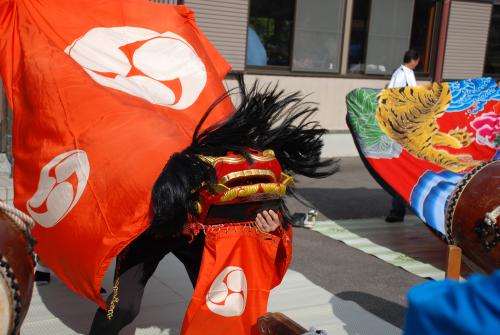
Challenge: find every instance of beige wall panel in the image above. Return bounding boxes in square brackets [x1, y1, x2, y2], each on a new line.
[225, 75, 389, 131]
[443, 1, 492, 80]
[185, 0, 249, 71]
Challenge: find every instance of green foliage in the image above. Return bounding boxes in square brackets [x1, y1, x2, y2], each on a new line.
[345, 88, 385, 147]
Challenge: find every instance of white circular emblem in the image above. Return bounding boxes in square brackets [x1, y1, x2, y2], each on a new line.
[206, 266, 247, 317]
[27, 150, 90, 228]
[64, 26, 207, 110]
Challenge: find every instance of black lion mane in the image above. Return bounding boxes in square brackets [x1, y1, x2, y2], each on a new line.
[151, 82, 338, 236]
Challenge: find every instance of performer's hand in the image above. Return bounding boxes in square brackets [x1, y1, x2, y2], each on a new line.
[255, 210, 281, 233]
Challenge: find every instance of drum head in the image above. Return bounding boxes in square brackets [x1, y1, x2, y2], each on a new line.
[447, 161, 500, 273]
[0, 272, 14, 335]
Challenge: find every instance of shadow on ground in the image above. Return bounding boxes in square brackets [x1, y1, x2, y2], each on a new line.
[35, 281, 96, 334]
[294, 186, 473, 278]
[336, 291, 407, 329]
[33, 261, 182, 335]
[292, 187, 394, 220]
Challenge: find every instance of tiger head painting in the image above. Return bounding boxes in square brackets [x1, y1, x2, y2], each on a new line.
[376, 82, 480, 172]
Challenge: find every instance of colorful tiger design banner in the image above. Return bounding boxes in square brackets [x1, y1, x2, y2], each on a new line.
[346, 78, 499, 236]
[0, 0, 233, 307]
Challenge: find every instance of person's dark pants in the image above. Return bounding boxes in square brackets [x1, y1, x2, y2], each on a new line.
[89, 231, 205, 335]
[389, 197, 406, 218]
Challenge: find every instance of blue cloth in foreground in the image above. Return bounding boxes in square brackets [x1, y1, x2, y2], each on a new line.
[404, 271, 500, 335]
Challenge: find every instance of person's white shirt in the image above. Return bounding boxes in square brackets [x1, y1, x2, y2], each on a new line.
[387, 65, 417, 88]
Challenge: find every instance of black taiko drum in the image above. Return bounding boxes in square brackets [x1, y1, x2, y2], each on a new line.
[445, 160, 500, 273]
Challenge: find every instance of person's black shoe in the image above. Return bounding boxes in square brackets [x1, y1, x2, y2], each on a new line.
[34, 270, 51, 285]
[385, 214, 404, 223]
[290, 212, 307, 227]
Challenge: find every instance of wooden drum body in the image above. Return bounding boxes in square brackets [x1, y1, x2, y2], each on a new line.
[0, 212, 35, 335]
[446, 161, 500, 273]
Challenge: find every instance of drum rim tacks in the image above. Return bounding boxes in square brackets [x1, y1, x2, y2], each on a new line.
[0, 254, 22, 335]
[444, 161, 496, 245]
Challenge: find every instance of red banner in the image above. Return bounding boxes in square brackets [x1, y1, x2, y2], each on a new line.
[0, 0, 233, 307]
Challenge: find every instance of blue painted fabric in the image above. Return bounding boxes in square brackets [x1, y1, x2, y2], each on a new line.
[404, 271, 500, 335]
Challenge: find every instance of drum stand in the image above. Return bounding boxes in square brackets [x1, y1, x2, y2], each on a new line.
[445, 245, 462, 280]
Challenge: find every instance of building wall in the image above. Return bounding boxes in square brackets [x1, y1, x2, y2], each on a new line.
[150, 0, 178, 3]
[185, 0, 249, 71]
[181, 0, 496, 81]
[443, 1, 493, 80]
[225, 75, 387, 130]
[224, 75, 430, 157]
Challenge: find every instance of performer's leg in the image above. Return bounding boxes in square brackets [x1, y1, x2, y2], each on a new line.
[34, 260, 51, 284]
[386, 197, 406, 222]
[89, 233, 204, 334]
[171, 234, 205, 286]
[89, 229, 176, 335]
[88, 255, 163, 335]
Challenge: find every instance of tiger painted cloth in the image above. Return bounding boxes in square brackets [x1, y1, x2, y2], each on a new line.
[346, 77, 499, 235]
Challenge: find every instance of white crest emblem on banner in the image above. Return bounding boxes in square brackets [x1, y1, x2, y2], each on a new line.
[206, 266, 247, 317]
[65, 26, 207, 110]
[27, 150, 90, 228]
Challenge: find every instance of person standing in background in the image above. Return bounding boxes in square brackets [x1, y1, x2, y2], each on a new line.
[385, 50, 420, 223]
[387, 49, 419, 89]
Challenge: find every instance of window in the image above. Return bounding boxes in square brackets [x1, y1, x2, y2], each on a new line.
[484, 5, 500, 77]
[348, 0, 370, 74]
[292, 0, 344, 73]
[247, 0, 294, 67]
[348, 0, 438, 76]
[365, 0, 415, 75]
[246, 0, 345, 73]
[409, 0, 438, 73]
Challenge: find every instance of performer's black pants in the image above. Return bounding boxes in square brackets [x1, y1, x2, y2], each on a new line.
[390, 197, 406, 218]
[89, 231, 205, 335]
